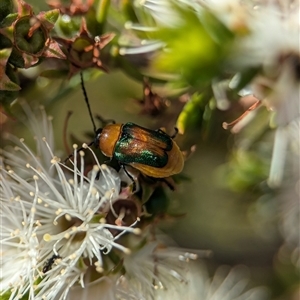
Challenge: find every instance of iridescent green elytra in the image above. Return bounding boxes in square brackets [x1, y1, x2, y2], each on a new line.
[114, 122, 172, 167]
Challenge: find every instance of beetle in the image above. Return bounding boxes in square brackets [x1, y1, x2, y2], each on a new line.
[66, 73, 184, 182]
[42, 254, 62, 273]
[94, 122, 184, 178]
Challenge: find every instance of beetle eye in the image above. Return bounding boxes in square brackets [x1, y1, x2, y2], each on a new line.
[94, 136, 100, 148]
[93, 129, 102, 148]
[95, 128, 103, 135]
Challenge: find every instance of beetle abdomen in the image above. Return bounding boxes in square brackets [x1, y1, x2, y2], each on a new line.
[132, 140, 184, 178]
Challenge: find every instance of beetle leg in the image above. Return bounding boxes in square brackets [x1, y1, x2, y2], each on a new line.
[152, 177, 175, 191]
[160, 178, 175, 191]
[121, 164, 137, 192]
[103, 158, 113, 164]
[156, 128, 166, 134]
[146, 176, 175, 191]
[156, 127, 178, 138]
[170, 127, 178, 139]
[95, 170, 101, 180]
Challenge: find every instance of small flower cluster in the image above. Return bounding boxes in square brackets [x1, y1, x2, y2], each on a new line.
[0, 105, 139, 299]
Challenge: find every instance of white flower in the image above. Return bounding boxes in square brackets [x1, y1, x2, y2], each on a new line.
[136, 0, 182, 27]
[0, 106, 140, 300]
[0, 166, 41, 299]
[118, 0, 197, 56]
[230, 1, 300, 124]
[114, 242, 269, 300]
[115, 242, 200, 299]
[118, 22, 164, 56]
[275, 118, 300, 270]
[211, 1, 300, 188]
[138, 0, 257, 30]
[193, 264, 269, 300]
[67, 276, 118, 300]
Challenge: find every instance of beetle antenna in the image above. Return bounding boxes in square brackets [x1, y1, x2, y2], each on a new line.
[80, 71, 97, 133]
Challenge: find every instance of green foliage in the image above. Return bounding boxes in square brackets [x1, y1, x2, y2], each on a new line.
[0, 0, 14, 23]
[153, 8, 234, 86]
[217, 150, 269, 192]
[0, 62, 20, 107]
[176, 92, 208, 134]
